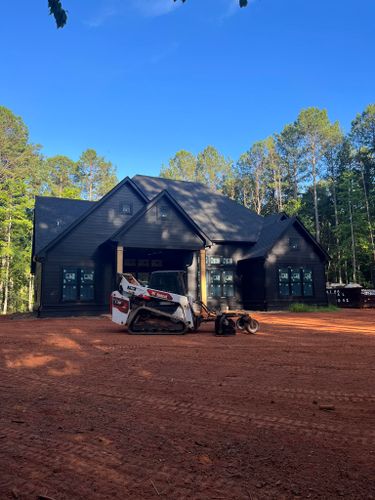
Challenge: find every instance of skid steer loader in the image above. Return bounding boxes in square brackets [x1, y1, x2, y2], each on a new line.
[111, 271, 259, 335]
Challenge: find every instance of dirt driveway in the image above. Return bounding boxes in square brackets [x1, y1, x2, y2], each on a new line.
[0, 310, 375, 499]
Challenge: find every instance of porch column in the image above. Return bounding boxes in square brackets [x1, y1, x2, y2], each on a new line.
[116, 244, 124, 274]
[199, 248, 207, 305]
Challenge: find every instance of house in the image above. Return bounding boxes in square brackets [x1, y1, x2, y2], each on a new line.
[31, 175, 329, 316]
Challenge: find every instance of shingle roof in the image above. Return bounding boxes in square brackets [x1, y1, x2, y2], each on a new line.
[132, 175, 263, 242]
[240, 215, 329, 261]
[33, 177, 327, 262]
[33, 177, 149, 257]
[240, 217, 295, 259]
[33, 196, 94, 255]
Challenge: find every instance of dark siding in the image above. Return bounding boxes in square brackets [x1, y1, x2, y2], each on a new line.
[239, 259, 266, 310]
[265, 225, 327, 309]
[47, 184, 145, 261]
[41, 183, 145, 310]
[205, 244, 253, 310]
[118, 198, 204, 250]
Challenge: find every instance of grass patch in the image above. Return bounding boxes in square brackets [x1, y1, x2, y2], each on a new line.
[289, 303, 340, 313]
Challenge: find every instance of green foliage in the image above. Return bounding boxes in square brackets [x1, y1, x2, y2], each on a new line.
[0, 106, 118, 314]
[48, 0, 67, 28]
[1, 102, 374, 314]
[160, 150, 197, 181]
[161, 146, 233, 193]
[77, 149, 118, 201]
[289, 303, 339, 313]
[45, 156, 81, 198]
[161, 103, 375, 286]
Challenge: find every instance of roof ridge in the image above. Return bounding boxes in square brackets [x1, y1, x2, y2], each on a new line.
[35, 195, 95, 203]
[133, 174, 263, 218]
[133, 174, 206, 187]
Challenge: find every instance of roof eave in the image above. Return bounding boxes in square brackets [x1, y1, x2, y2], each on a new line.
[36, 177, 149, 258]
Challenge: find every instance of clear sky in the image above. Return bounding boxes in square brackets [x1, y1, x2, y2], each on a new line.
[1, 0, 374, 179]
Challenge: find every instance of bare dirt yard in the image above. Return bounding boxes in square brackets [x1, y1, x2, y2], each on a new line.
[0, 310, 375, 499]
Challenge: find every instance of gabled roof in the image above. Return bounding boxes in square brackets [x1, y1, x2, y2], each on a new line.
[110, 189, 211, 246]
[34, 177, 148, 257]
[33, 196, 94, 255]
[132, 175, 263, 242]
[240, 216, 329, 261]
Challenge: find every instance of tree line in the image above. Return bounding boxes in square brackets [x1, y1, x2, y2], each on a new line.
[0, 106, 117, 314]
[1, 104, 374, 314]
[160, 105, 375, 287]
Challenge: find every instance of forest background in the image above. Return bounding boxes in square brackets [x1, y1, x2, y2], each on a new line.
[0, 103, 374, 313]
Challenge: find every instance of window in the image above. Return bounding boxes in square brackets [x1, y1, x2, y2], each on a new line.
[124, 258, 137, 267]
[206, 254, 235, 298]
[62, 267, 95, 302]
[222, 257, 233, 265]
[158, 206, 169, 219]
[138, 259, 149, 267]
[151, 259, 163, 268]
[278, 268, 290, 296]
[209, 270, 222, 297]
[302, 268, 313, 296]
[120, 202, 133, 215]
[278, 267, 313, 297]
[289, 238, 300, 250]
[208, 270, 234, 298]
[207, 256, 233, 266]
[209, 256, 221, 265]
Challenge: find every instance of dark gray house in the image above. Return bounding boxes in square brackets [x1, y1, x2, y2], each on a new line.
[31, 175, 329, 316]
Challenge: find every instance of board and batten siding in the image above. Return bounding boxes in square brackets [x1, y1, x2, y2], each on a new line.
[41, 183, 145, 307]
[117, 197, 204, 250]
[265, 224, 327, 308]
[239, 259, 266, 310]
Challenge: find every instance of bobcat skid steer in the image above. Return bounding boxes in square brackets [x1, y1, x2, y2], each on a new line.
[111, 271, 259, 335]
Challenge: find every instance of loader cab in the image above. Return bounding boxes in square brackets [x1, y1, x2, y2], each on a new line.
[149, 270, 187, 297]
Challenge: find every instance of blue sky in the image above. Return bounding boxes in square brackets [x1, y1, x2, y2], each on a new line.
[1, 0, 374, 179]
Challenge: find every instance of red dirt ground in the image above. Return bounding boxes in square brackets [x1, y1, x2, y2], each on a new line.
[0, 310, 375, 499]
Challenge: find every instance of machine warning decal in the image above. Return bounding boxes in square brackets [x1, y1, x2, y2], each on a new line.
[113, 297, 129, 313]
[147, 289, 173, 301]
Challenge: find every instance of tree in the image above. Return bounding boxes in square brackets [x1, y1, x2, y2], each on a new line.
[236, 141, 270, 214]
[295, 108, 342, 243]
[196, 146, 233, 192]
[45, 155, 81, 198]
[160, 150, 197, 182]
[49, 0, 248, 28]
[263, 136, 285, 213]
[349, 104, 375, 264]
[48, 0, 67, 28]
[275, 123, 306, 214]
[160, 146, 233, 193]
[324, 137, 349, 283]
[77, 149, 118, 201]
[0, 107, 42, 314]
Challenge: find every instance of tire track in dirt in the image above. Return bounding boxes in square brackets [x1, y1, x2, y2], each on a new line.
[0, 426, 244, 499]
[125, 372, 375, 403]
[1, 368, 375, 447]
